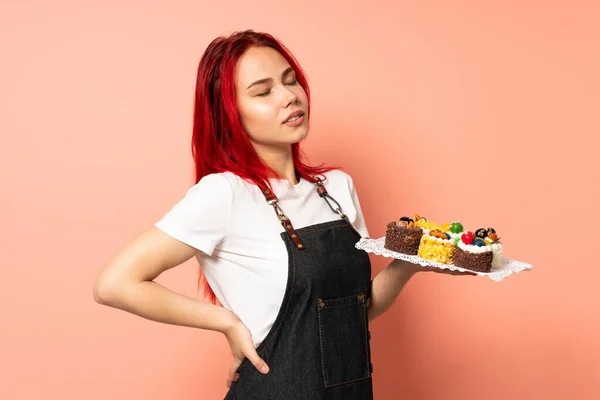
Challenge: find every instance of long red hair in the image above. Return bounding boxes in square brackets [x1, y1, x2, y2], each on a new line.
[191, 30, 336, 304]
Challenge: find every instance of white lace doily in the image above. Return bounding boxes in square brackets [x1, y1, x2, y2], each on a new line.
[355, 237, 533, 282]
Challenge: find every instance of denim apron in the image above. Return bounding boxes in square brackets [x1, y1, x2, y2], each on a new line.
[224, 178, 374, 400]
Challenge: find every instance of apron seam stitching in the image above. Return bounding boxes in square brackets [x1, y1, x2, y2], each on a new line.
[317, 303, 328, 387]
[300, 223, 348, 236]
[256, 235, 297, 358]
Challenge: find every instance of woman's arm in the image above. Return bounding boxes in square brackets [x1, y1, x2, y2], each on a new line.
[94, 225, 271, 381]
[93, 226, 235, 332]
[367, 259, 418, 322]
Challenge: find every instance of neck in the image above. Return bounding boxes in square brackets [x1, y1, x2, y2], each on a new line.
[254, 144, 297, 185]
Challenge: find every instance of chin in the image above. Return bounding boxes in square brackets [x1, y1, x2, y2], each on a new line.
[294, 125, 309, 141]
[273, 124, 309, 146]
[289, 134, 307, 146]
[296, 129, 308, 142]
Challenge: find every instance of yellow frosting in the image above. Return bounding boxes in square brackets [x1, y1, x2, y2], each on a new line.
[414, 217, 451, 232]
[418, 235, 456, 264]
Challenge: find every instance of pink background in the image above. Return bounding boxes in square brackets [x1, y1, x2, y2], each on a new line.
[1, 1, 598, 399]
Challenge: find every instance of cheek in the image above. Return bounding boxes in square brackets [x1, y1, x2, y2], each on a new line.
[239, 102, 277, 133]
[292, 86, 308, 103]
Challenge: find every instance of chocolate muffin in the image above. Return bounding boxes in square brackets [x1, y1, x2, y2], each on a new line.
[384, 218, 424, 255]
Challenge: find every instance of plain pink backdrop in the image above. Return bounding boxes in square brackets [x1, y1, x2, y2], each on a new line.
[1, 1, 598, 399]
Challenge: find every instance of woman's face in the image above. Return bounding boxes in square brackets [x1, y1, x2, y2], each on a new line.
[235, 46, 309, 153]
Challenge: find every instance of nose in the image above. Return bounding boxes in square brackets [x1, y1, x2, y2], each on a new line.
[282, 86, 298, 108]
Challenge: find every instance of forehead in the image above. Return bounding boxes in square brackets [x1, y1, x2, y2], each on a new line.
[235, 46, 292, 86]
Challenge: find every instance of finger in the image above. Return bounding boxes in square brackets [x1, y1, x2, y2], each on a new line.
[445, 270, 463, 275]
[452, 270, 477, 276]
[246, 349, 269, 374]
[227, 359, 242, 388]
[227, 358, 242, 387]
[227, 370, 240, 388]
[454, 269, 477, 276]
[436, 267, 476, 275]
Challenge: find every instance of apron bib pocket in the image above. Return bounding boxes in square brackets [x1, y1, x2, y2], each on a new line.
[317, 292, 371, 388]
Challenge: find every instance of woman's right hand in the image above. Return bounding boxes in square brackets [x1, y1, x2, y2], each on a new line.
[223, 316, 270, 388]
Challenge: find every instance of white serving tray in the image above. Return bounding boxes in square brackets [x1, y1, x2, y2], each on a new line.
[356, 237, 533, 282]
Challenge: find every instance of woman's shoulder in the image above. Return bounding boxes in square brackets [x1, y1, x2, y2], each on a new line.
[193, 171, 253, 191]
[322, 169, 355, 188]
[194, 172, 265, 203]
[187, 172, 234, 195]
[214, 171, 258, 193]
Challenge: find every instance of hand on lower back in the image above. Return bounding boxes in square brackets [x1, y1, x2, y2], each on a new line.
[223, 317, 270, 388]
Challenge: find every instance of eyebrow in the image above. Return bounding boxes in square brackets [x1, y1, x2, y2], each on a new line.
[246, 67, 295, 90]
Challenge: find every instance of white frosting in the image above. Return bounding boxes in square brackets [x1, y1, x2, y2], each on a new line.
[458, 241, 492, 253]
[490, 243, 504, 269]
[447, 232, 462, 240]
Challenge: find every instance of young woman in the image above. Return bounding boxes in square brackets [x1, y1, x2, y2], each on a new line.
[93, 30, 470, 399]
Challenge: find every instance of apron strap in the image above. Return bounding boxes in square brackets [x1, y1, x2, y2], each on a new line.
[258, 176, 360, 250]
[314, 177, 347, 220]
[259, 184, 305, 250]
[314, 177, 363, 237]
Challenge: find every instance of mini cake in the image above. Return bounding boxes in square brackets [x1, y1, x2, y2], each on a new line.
[417, 229, 456, 264]
[384, 217, 424, 255]
[453, 228, 504, 272]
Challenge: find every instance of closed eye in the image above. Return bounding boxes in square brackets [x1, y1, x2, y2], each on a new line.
[256, 78, 297, 97]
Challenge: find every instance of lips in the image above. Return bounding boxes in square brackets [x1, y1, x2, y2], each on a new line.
[282, 110, 305, 124]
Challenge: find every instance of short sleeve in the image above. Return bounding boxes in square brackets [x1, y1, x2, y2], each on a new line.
[154, 174, 233, 256]
[348, 176, 370, 238]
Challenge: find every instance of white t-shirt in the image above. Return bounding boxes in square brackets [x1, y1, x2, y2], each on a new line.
[155, 169, 369, 347]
